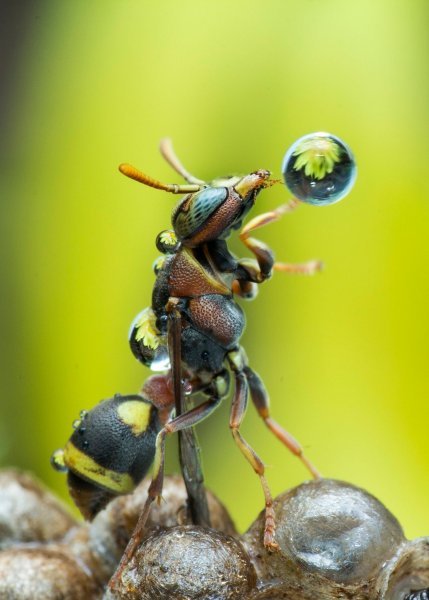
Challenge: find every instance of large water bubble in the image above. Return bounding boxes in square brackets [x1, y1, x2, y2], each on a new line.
[282, 132, 357, 205]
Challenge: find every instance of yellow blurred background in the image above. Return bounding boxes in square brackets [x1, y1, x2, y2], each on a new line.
[1, 0, 428, 539]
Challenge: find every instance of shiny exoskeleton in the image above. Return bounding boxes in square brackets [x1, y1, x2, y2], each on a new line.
[405, 590, 429, 600]
[52, 138, 323, 587]
[121, 140, 322, 549]
[51, 375, 173, 519]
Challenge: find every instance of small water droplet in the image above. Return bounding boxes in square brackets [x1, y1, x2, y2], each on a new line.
[50, 449, 68, 472]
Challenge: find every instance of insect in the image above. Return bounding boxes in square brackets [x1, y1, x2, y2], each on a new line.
[52, 135, 356, 586]
[51, 377, 173, 521]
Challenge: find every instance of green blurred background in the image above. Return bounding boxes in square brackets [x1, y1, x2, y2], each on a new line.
[1, 0, 428, 538]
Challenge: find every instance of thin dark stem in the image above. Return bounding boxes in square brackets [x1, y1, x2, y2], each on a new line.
[178, 412, 211, 526]
[168, 305, 211, 527]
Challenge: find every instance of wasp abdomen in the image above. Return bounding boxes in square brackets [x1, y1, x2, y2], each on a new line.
[66, 471, 117, 520]
[54, 394, 161, 520]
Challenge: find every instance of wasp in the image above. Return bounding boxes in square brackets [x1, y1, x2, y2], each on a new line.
[53, 138, 327, 585]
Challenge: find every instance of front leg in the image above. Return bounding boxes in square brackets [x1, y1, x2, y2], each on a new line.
[238, 200, 322, 283]
[239, 201, 298, 282]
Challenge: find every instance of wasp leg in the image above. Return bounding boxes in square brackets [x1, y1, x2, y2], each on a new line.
[240, 200, 299, 241]
[166, 298, 211, 528]
[108, 395, 223, 592]
[238, 236, 275, 282]
[244, 365, 321, 479]
[239, 200, 298, 271]
[231, 276, 259, 300]
[166, 299, 185, 424]
[152, 395, 223, 512]
[238, 203, 300, 281]
[227, 351, 278, 551]
[239, 201, 322, 278]
[235, 250, 322, 284]
[273, 260, 323, 275]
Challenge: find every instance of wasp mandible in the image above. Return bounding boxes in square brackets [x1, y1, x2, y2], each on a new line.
[52, 134, 356, 585]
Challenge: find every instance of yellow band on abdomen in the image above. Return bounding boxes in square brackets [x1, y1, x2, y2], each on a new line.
[63, 441, 135, 493]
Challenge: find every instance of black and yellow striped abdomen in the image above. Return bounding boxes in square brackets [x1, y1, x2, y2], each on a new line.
[52, 393, 161, 520]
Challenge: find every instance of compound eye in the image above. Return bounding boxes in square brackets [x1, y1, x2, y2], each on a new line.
[172, 186, 227, 240]
[282, 132, 357, 206]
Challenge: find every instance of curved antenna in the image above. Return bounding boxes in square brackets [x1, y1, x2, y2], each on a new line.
[159, 138, 206, 186]
[118, 163, 202, 194]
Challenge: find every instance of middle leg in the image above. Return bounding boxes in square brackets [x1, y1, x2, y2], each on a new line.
[227, 349, 279, 551]
[238, 199, 322, 281]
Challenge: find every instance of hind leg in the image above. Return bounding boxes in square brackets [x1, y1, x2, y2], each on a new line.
[244, 364, 321, 479]
[238, 201, 322, 282]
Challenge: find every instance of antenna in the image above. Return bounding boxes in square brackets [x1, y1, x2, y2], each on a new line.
[159, 138, 206, 186]
[118, 163, 202, 194]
